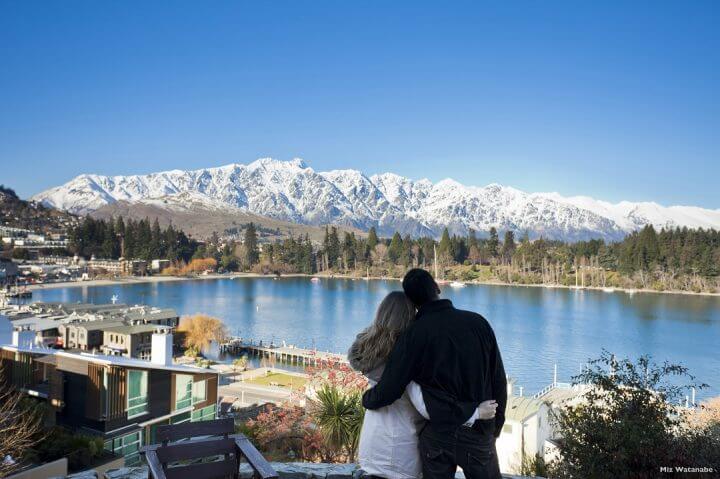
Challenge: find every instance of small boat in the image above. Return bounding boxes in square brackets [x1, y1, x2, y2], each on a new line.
[449, 281, 466, 288]
[602, 287, 615, 293]
[310, 277, 321, 283]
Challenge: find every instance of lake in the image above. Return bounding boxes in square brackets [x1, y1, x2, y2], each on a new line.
[30, 277, 720, 398]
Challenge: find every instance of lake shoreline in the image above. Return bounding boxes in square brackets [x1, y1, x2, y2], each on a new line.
[313, 272, 720, 297]
[25, 272, 720, 298]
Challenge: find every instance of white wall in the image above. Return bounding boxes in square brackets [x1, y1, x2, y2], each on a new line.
[496, 419, 523, 473]
[496, 404, 554, 474]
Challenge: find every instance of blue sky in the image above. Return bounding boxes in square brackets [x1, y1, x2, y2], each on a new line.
[1, 1, 718, 207]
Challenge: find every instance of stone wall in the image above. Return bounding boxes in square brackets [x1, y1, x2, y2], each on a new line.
[66, 463, 536, 479]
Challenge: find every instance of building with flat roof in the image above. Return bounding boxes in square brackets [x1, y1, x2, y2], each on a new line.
[0, 329, 219, 466]
[59, 320, 126, 351]
[3, 302, 182, 357]
[119, 306, 179, 328]
[102, 324, 162, 360]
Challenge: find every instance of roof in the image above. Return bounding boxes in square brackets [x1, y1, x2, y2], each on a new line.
[505, 395, 543, 422]
[121, 307, 178, 322]
[0, 344, 214, 374]
[102, 324, 160, 335]
[10, 316, 61, 332]
[537, 385, 588, 405]
[67, 320, 125, 331]
[30, 302, 128, 314]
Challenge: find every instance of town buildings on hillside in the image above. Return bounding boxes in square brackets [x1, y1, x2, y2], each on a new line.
[1, 226, 69, 250]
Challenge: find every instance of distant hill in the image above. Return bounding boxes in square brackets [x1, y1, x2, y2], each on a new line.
[33, 158, 720, 241]
[90, 191, 365, 243]
[0, 185, 79, 233]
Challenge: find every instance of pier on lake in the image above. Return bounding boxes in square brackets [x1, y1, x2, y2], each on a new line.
[219, 337, 347, 367]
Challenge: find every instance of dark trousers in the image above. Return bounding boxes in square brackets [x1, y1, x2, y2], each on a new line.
[418, 423, 501, 479]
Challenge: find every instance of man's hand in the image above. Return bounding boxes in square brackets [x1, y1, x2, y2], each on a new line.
[476, 399, 498, 420]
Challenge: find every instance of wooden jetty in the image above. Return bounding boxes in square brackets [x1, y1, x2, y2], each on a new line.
[219, 337, 347, 367]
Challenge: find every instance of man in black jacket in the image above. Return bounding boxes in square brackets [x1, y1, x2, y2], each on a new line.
[362, 269, 507, 479]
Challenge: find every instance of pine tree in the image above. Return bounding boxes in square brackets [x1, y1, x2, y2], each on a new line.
[367, 227, 379, 251]
[502, 231, 516, 263]
[101, 220, 118, 258]
[243, 223, 259, 268]
[438, 228, 452, 265]
[388, 232, 404, 263]
[487, 227, 500, 260]
[342, 232, 357, 270]
[150, 218, 162, 259]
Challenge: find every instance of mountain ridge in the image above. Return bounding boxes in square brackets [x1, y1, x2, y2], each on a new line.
[32, 158, 720, 241]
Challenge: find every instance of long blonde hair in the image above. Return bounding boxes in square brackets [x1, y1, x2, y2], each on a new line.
[348, 291, 416, 372]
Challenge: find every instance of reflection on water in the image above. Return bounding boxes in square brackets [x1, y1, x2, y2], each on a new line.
[31, 278, 720, 397]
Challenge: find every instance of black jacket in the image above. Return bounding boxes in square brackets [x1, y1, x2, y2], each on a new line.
[362, 299, 507, 436]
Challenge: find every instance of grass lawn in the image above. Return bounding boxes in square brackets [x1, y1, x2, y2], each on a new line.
[246, 372, 308, 390]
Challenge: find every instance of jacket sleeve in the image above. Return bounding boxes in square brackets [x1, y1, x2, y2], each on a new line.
[362, 327, 423, 410]
[490, 327, 507, 437]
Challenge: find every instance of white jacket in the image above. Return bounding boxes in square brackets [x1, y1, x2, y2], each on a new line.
[358, 377, 426, 479]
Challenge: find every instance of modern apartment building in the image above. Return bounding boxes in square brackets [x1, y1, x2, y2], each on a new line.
[0, 329, 219, 466]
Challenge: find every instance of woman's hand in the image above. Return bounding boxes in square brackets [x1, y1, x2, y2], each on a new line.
[476, 400, 498, 420]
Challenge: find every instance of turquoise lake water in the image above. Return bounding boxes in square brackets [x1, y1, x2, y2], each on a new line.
[30, 277, 720, 398]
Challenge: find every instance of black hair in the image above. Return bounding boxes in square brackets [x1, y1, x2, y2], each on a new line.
[402, 268, 439, 307]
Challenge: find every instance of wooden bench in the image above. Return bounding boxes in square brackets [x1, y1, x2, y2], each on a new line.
[140, 417, 278, 479]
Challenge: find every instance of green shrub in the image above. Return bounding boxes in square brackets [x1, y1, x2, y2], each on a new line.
[27, 427, 105, 472]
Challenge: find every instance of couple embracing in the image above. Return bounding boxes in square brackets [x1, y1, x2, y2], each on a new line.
[348, 269, 507, 479]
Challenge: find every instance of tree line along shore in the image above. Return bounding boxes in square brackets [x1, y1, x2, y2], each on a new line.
[13, 215, 720, 295]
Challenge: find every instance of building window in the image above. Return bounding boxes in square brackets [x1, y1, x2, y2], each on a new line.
[127, 370, 148, 418]
[175, 374, 193, 410]
[170, 411, 191, 424]
[191, 404, 216, 422]
[104, 430, 142, 466]
[192, 379, 207, 404]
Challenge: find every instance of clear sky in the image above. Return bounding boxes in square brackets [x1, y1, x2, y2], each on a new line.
[1, 1, 718, 207]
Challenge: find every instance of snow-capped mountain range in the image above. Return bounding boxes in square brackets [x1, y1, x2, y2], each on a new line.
[32, 158, 720, 241]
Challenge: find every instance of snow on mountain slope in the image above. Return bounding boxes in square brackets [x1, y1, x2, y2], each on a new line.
[536, 193, 720, 232]
[32, 158, 720, 241]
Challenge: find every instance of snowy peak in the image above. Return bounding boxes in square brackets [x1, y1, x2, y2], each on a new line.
[31, 158, 720, 241]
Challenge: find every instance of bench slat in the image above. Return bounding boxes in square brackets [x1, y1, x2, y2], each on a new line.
[156, 437, 236, 463]
[235, 436, 278, 479]
[164, 458, 237, 479]
[157, 417, 234, 443]
[142, 420, 278, 479]
[144, 450, 168, 479]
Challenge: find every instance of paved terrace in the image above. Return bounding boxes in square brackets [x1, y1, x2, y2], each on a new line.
[57, 464, 537, 478]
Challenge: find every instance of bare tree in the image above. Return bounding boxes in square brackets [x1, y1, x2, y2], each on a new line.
[371, 243, 388, 267]
[0, 382, 44, 476]
[411, 244, 421, 268]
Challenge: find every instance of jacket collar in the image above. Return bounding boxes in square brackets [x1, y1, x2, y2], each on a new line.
[416, 299, 454, 319]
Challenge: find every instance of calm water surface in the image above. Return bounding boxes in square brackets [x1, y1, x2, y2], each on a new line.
[31, 278, 720, 398]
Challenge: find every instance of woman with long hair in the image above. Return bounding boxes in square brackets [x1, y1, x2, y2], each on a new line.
[349, 291, 496, 478]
